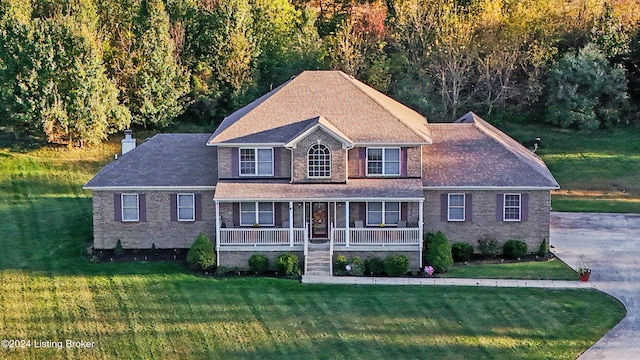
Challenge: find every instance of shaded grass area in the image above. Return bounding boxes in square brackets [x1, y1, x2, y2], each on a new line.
[0, 274, 624, 360]
[498, 123, 640, 213]
[0, 139, 627, 359]
[446, 259, 577, 280]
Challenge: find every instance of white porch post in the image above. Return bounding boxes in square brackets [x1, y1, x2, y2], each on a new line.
[345, 200, 350, 247]
[419, 199, 424, 268]
[289, 201, 294, 247]
[215, 200, 221, 262]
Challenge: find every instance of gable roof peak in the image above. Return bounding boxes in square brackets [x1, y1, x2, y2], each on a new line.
[208, 70, 432, 146]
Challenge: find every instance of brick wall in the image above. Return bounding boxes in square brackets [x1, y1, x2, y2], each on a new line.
[423, 190, 551, 252]
[332, 251, 421, 271]
[347, 146, 422, 178]
[92, 191, 216, 249]
[218, 250, 303, 270]
[291, 128, 346, 183]
[217, 146, 291, 179]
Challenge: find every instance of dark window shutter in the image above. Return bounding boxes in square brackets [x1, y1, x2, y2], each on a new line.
[359, 148, 366, 177]
[232, 203, 240, 227]
[401, 148, 408, 177]
[273, 148, 281, 176]
[170, 194, 177, 221]
[440, 193, 448, 222]
[231, 148, 239, 177]
[139, 194, 147, 222]
[465, 194, 473, 222]
[195, 194, 202, 221]
[274, 202, 282, 226]
[114, 193, 122, 222]
[359, 203, 366, 222]
[401, 202, 408, 221]
[521, 194, 529, 222]
[496, 194, 504, 221]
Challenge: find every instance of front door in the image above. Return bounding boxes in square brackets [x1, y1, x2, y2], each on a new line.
[311, 202, 328, 238]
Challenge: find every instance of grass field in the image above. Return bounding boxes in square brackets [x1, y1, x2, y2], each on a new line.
[499, 123, 640, 213]
[0, 137, 627, 359]
[446, 258, 577, 280]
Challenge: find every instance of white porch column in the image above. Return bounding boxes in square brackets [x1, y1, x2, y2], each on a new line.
[345, 200, 350, 247]
[419, 199, 424, 268]
[215, 200, 221, 261]
[289, 201, 294, 247]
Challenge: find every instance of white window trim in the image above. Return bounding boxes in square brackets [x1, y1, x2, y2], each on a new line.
[177, 193, 195, 222]
[448, 193, 465, 222]
[121, 193, 139, 222]
[239, 148, 274, 176]
[503, 193, 522, 222]
[239, 202, 275, 226]
[307, 144, 331, 178]
[366, 202, 401, 226]
[366, 147, 401, 176]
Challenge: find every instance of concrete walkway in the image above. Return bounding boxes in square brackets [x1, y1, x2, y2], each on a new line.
[302, 212, 640, 360]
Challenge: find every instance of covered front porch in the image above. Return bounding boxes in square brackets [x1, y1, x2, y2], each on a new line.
[213, 179, 425, 274]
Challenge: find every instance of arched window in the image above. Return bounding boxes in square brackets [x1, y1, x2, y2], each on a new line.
[308, 144, 331, 178]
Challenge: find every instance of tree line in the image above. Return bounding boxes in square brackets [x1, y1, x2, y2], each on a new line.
[1, 0, 639, 146]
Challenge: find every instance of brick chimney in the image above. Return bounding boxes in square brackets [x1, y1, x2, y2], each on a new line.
[121, 130, 136, 155]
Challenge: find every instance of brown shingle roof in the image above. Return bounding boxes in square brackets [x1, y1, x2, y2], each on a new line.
[214, 178, 425, 201]
[84, 134, 217, 189]
[423, 112, 559, 189]
[208, 71, 431, 146]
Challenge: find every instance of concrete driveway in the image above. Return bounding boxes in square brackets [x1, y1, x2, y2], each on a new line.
[551, 212, 640, 360]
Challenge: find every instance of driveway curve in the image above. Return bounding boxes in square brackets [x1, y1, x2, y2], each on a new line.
[551, 212, 640, 360]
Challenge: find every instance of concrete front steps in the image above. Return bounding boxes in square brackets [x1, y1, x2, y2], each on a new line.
[304, 243, 332, 276]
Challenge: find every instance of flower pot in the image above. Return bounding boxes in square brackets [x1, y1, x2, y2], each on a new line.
[579, 272, 591, 282]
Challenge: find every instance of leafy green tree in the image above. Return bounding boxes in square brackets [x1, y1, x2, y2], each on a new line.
[0, 0, 130, 146]
[546, 42, 629, 129]
[127, 0, 190, 128]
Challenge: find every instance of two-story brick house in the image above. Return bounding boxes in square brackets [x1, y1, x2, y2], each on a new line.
[84, 71, 559, 275]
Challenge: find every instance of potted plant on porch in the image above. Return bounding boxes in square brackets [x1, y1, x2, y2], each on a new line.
[578, 267, 591, 282]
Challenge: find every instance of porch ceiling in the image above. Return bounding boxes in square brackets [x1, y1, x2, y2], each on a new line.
[214, 178, 424, 201]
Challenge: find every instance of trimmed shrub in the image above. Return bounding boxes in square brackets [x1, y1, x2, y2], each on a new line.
[538, 238, 549, 257]
[275, 253, 300, 277]
[346, 256, 365, 276]
[422, 231, 436, 266]
[451, 242, 474, 262]
[114, 239, 124, 256]
[248, 254, 269, 274]
[364, 257, 385, 276]
[503, 240, 528, 259]
[478, 235, 501, 258]
[334, 255, 348, 276]
[187, 233, 216, 271]
[384, 254, 409, 276]
[425, 231, 453, 273]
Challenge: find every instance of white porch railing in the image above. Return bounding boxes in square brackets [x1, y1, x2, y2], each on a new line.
[219, 228, 305, 246]
[332, 228, 421, 246]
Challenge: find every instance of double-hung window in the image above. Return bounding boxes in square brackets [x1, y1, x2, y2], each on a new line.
[503, 194, 521, 221]
[121, 194, 139, 222]
[448, 194, 465, 221]
[177, 194, 195, 221]
[367, 202, 400, 226]
[240, 202, 274, 226]
[367, 148, 400, 175]
[240, 148, 273, 176]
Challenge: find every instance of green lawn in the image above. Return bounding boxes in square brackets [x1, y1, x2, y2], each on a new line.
[0, 138, 627, 359]
[498, 123, 640, 213]
[446, 258, 578, 280]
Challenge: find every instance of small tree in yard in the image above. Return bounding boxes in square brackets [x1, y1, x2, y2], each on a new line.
[187, 233, 216, 271]
[425, 231, 453, 273]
